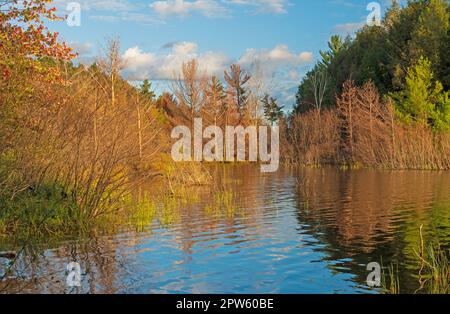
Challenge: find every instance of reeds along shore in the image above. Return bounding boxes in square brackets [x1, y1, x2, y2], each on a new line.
[382, 226, 449, 294]
[282, 80, 450, 170]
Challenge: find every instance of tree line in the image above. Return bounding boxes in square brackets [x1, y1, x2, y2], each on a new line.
[284, 0, 450, 168]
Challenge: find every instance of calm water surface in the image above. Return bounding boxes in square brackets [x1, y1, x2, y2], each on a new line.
[1, 166, 450, 294]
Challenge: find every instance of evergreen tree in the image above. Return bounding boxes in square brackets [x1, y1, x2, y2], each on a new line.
[294, 0, 450, 112]
[262, 94, 284, 126]
[295, 36, 349, 113]
[392, 56, 450, 131]
[409, 0, 449, 85]
[140, 79, 156, 101]
[224, 64, 251, 119]
[319, 35, 345, 67]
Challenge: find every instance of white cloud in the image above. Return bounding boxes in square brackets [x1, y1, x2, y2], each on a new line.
[237, 45, 312, 107]
[150, 0, 229, 18]
[225, 0, 289, 14]
[122, 42, 230, 80]
[54, 0, 135, 12]
[239, 45, 313, 71]
[70, 42, 96, 65]
[71, 42, 94, 56]
[332, 21, 365, 34]
[150, 0, 290, 17]
[122, 42, 312, 81]
[121, 42, 313, 107]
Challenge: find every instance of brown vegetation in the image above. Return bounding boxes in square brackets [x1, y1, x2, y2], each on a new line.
[284, 80, 450, 169]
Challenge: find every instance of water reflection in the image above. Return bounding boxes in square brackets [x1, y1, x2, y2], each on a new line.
[1, 166, 449, 294]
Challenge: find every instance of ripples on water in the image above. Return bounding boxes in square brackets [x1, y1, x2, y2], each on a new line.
[1, 166, 449, 294]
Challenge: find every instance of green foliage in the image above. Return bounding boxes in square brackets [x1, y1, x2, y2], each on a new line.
[392, 56, 450, 131]
[295, 35, 351, 113]
[262, 94, 284, 125]
[140, 79, 156, 101]
[381, 262, 400, 294]
[319, 35, 346, 67]
[409, 0, 450, 88]
[0, 182, 80, 239]
[418, 242, 449, 294]
[294, 0, 450, 117]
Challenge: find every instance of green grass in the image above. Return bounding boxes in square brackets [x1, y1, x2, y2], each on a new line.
[414, 226, 449, 294]
[381, 262, 400, 294]
[381, 226, 449, 294]
[0, 182, 83, 239]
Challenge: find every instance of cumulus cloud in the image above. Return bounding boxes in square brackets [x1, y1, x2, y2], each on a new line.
[150, 0, 229, 18]
[237, 45, 312, 107]
[121, 42, 313, 107]
[238, 45, 313, 74]
[71, 42, 94, 56]
[122, 42, 312, 81]
[122, 42, 230, 80]
[151, 0, 290, 17]
[70, 42, 96, 64]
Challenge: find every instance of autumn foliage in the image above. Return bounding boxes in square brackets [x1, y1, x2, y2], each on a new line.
[1, 0, 74, 73]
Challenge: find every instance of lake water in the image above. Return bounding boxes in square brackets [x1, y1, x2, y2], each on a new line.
[1, 166, 450, 294]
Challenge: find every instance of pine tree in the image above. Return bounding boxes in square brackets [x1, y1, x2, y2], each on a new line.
[409, 0, 449, 82]
[319, 35, 344, 67]
[140, 79, 156, 102]
[262, 94, 284, 126]
[224, 64, 251, 120]
[393, 56, 450, 131]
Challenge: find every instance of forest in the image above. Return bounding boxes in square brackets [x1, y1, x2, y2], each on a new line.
[0, 0, 449, 237]
[288, 0, 450, 168]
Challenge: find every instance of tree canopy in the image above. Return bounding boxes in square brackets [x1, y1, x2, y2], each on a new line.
[294, 0, 450, 133]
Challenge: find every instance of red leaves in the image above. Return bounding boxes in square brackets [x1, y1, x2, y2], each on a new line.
[1, 65, 11, 80]
[1, 0, 74, 61]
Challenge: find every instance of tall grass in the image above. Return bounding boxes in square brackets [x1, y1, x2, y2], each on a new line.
[414, 225, 449, 294]
[381, 226, 449, 294]
[381, 262, 400, 294]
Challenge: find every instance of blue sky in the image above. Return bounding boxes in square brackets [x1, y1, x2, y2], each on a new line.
[50, 0, 398, 108]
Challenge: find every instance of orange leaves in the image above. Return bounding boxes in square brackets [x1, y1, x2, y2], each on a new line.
[1, 0, 74, 62]
[1, 65, 11, 80]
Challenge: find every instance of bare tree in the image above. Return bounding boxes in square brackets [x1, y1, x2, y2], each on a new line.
[98, 38, 126, 108]
[246, 61, 273, 126]
[310, 69, 328, 112]
[337, 80, 357, 164]
[172, 59, 207, 131]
